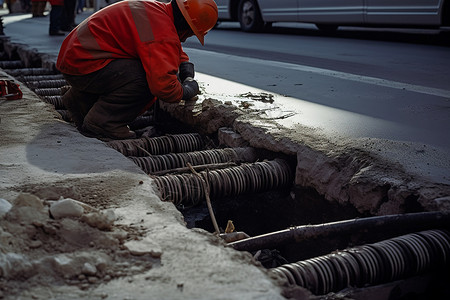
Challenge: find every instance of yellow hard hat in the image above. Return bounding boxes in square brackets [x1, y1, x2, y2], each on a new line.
[176, 0, 218, 45]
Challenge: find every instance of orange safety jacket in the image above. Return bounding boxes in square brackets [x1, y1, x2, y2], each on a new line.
[56, 0, 189, 102]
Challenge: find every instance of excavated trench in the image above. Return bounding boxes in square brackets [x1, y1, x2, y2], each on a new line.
[2, 42, 450, 299]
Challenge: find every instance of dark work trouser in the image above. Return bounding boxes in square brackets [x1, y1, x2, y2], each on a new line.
[62, 59, 154, 134]
[49, 5, 65, 33]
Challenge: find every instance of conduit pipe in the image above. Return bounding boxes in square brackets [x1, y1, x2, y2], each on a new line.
[107, 133, 204, 156]
[272, 229, 450, 295]
[229, 211, 450, 252]
[154, 158, 293, 205]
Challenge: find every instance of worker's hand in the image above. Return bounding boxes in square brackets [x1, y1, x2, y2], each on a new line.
[182, 78, 199, 100]
[179, 62, 195, 83]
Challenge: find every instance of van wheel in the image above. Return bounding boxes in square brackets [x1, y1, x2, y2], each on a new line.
[316, 24, 339, 32]
[238, 0, 264, 32]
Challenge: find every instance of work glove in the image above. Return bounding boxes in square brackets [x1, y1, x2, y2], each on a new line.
[179, 62, 195, 83]
[182, 77, 199, 100]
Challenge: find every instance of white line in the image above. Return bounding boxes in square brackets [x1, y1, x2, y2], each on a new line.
[186, 48, 450, 98]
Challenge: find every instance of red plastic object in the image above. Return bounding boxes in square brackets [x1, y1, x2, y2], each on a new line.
[0, 80, 23, 100]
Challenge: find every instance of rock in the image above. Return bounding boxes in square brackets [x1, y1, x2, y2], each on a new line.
[49, 198, 84, 219]
[80, 209, 116, 230]
[29, 240, 43, 249]
[124, 237, 162, 258]
[88, 276, 98, 284]
[6, 194, 48, 224]
[434, 196, 450, 210]
[0, 198, 12, 218]
[111, 229, 128, 242]
[51, 254, 78, 277]
[13, 193, 44, 209]
[0, 252, 34, 279]
[81, 262, 97, 276]
[218, 127, 249, 148]
[95, 256, 108, 273]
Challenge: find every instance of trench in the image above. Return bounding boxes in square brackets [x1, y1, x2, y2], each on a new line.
[1, 41, 450, 299]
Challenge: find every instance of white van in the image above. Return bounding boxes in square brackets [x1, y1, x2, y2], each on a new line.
[216, 0, 449, 32]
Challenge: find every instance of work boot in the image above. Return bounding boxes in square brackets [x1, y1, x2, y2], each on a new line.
[82, 119, 136, 140]
[81, 90, 151, 140]
[61, 87, 98, 130]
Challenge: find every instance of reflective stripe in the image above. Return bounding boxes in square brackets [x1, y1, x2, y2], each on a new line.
[76, 20, 105, 59]
[129, 0, 154, 43]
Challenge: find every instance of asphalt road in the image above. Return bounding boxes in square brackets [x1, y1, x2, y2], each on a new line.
[183, 22, 450, 149]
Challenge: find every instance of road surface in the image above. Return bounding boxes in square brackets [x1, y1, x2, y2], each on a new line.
[184, 22, 450, 149]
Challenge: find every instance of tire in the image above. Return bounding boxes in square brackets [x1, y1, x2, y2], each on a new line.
[238, 0, 264, 32]
[315, 24, 339, 32]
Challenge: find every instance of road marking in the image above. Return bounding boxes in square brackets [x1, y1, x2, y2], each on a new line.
[186, 48, 450, 99]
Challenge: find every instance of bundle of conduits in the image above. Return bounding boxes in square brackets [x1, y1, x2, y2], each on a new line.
[229, 211, 450, 295]
[272, 229, 449, 295]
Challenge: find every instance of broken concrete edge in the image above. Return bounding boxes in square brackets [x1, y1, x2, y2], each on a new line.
[0, 37, 58, 71]
[159, 97, 450, 216]
[0, 60, 294, 298]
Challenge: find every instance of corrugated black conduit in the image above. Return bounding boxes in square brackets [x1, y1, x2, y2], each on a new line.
[154, 158, 293, 206]
[106, 133, 204, 156]
[272, 229, 450, 295]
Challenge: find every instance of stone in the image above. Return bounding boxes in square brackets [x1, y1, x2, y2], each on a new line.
[80, 209, 115, 230]
[0, 198, 12, 218]
[50, 198, 84, 219]
[14, 193, 44, 209]
[81, 262, 97, 276]
[124, 237, 162, 258]
[218, 127, 249, 148]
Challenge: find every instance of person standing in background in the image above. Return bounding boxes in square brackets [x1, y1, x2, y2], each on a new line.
[21, 0, 31, 12]
[61, 0, 76, 31]
[49, 0, 66, 36]
[76, 0, 83, 14]
[31, 0, 47, 17]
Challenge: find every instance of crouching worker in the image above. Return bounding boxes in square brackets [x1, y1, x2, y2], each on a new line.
[56, 0, 218, 140]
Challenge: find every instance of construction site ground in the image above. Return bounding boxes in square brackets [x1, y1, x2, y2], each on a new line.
[1, 7, 449, 300]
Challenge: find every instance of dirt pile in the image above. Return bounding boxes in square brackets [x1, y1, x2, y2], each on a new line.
[0, 193, 158, 298]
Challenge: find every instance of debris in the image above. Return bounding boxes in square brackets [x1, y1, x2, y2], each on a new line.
[50, 198, 84, 219]
[81, 262, 97, 276]
[220, 231, 250, 243]
[187, 162, 220, 234]
[239, 92, 274, 104]
[0, 198, 12, 217]
[80, 209, 116, 231]
[0, 80, 23, 100]
[240, 101, 252, 109]
[124, 237, 162, 258]
[225, 220, 235, 233]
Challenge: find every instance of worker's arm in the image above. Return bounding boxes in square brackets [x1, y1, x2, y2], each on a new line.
[140, 40, 184, 102]
[179, 61, 195, 83]
[179, 48, 194, 83]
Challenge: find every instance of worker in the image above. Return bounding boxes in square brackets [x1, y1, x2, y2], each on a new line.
[56, 0, 218, 140]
